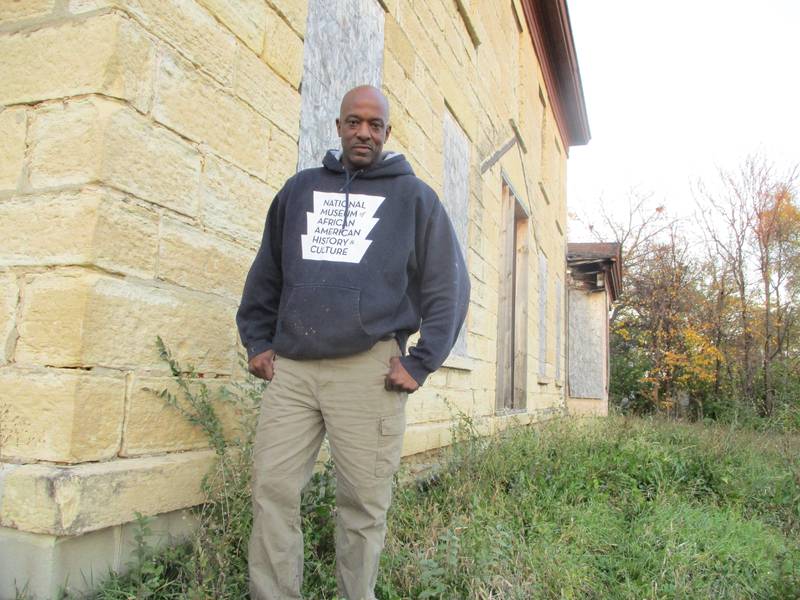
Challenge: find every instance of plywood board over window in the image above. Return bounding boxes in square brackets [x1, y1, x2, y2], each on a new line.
[297, 0, 385, 171]
[496, 181, 529, 411]
[538, 248, 548, 380]
[555, 273, 563, 383]
[442, 109, 470, 357]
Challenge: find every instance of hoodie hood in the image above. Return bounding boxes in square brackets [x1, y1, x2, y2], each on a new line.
[322, 149, 414, 178]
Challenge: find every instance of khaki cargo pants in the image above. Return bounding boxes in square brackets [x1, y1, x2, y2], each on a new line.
[248, 340, 406, 600]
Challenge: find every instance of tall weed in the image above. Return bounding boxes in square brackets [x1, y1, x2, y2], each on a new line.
[95, 348, 800, 599]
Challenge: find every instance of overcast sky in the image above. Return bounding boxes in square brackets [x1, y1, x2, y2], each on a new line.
[566, 0, 800, 240]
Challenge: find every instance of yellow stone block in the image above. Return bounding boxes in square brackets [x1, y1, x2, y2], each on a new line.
[404, 392, 426, 425]
[384, 15, 415, 76]
[400, 7, 441, 77]
[262, 5, 303, 88]
[91, 192, 159, 278]
[266, 128, 299, 192]
[69, 0, 237, 86]
[445, 367, 472, 391]
[419, 146, 444, 191]
[467, 303, 490, 338]
[469, 359, 495, 388]
[0, 271, 17, 364]
[401, 421, 453, 457]
[266, 0, 308, 38]
[0, 0, 55, 21]
[422, 0, 450, 34]
[413, 65, 443, 119]
[28, 98, 107, 189]
[199, 154, 273, 246]
[468, 335, 493, 366]
[197, 0, 266, 53]
[437, 66, 478, 141]
[385, 111, 410, 148]
[121, 375, 242, 456]
[0, 450, 212, 535]
[404, 81, 436, 136]
[399, 117, 432, 163]
[436, 385, 476, 420]
[153, 51, 269, 179]
[492, 412, 532, 435]
[424, 366, 447, 389]
[566, 397, 607, 416]
[16, 270, 237, 374]
[0, 187, 159, 278]
[234, 44, 301, 139]
[158, 217, 252, 299]
[400, 423, 435, 457]
[0, 368, 125, 463]
[29, 97, 201, 217]
[0, 107, 26, 192]
[16, 271, 91, 367]
[382, 52, 407, 107]
[0, 13, 154, 111]
[415, 389, 454, 423]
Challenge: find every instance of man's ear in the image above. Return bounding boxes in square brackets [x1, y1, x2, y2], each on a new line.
[384, 123, 392, 143]
[335, 118, 342, 137]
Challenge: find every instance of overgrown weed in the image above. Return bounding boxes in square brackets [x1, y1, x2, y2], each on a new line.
[380, 416, 800, 599]
[93, 345, 799, 598]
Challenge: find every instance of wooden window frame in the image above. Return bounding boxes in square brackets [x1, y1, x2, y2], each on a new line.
[496, 179, 530, 413]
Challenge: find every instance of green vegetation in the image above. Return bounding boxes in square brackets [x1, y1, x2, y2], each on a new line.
[91, 350, 800, 599]
[378, 417, 799, 599]
[591, 158, 800, 424]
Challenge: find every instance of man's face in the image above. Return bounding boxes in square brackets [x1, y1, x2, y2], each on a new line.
[336, 88, 392, 170]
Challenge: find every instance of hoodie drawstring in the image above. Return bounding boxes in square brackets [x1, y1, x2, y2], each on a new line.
[339, 169, 362, 234]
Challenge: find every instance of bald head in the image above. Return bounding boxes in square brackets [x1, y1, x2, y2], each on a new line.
[336, 85, 392, 170]
[339, 85, 390, 123]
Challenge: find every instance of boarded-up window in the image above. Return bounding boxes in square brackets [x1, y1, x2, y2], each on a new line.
[297, 0, 385, 171]
[442, 110, 470, 356]
[538, 249, 548, 378]
[568, 289, 607, 398]
[555, 274, 562, 381]
[496, 182, 528, 411]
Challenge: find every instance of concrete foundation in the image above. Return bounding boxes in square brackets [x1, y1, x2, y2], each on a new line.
[0, 509, 196, 600]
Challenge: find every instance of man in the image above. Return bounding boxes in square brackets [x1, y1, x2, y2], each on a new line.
[237, 85, 469, 600]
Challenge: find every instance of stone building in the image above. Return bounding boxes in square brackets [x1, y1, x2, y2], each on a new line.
[566, 242, 622, 416]
[0, 0, 589, 595]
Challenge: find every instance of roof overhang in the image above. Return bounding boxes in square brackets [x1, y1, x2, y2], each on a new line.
[520, 0, 591, 149]
[567, 242, 622, 302]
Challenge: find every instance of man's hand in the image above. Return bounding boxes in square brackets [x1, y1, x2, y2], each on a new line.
[248, 349, 276, 380]
[384, 356, 419, 393]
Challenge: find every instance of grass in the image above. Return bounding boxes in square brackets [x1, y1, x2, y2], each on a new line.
[88, 350, 800, 599]
[374, 417, 799, 599]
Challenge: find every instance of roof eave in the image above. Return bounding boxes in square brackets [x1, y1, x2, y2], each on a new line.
[521, 0, 591, 149]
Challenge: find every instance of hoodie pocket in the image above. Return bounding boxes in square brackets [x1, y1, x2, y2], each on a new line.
[276, 284, 373, 357]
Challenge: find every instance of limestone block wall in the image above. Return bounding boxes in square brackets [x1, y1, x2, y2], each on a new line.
[0, 0, 577, 595]
[0, 1, 304, 596]
[381, 0, 570, 455]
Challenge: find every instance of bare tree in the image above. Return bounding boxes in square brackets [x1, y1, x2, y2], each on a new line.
[579, 190, 676, 324]
[697, 155, 799, 415]
[697, 163, 758, 400]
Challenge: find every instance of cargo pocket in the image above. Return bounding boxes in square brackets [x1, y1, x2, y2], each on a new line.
[375, 413, 406, 478]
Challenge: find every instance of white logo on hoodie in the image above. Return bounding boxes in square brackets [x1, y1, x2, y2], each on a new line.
[301, 191, 385, 263]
